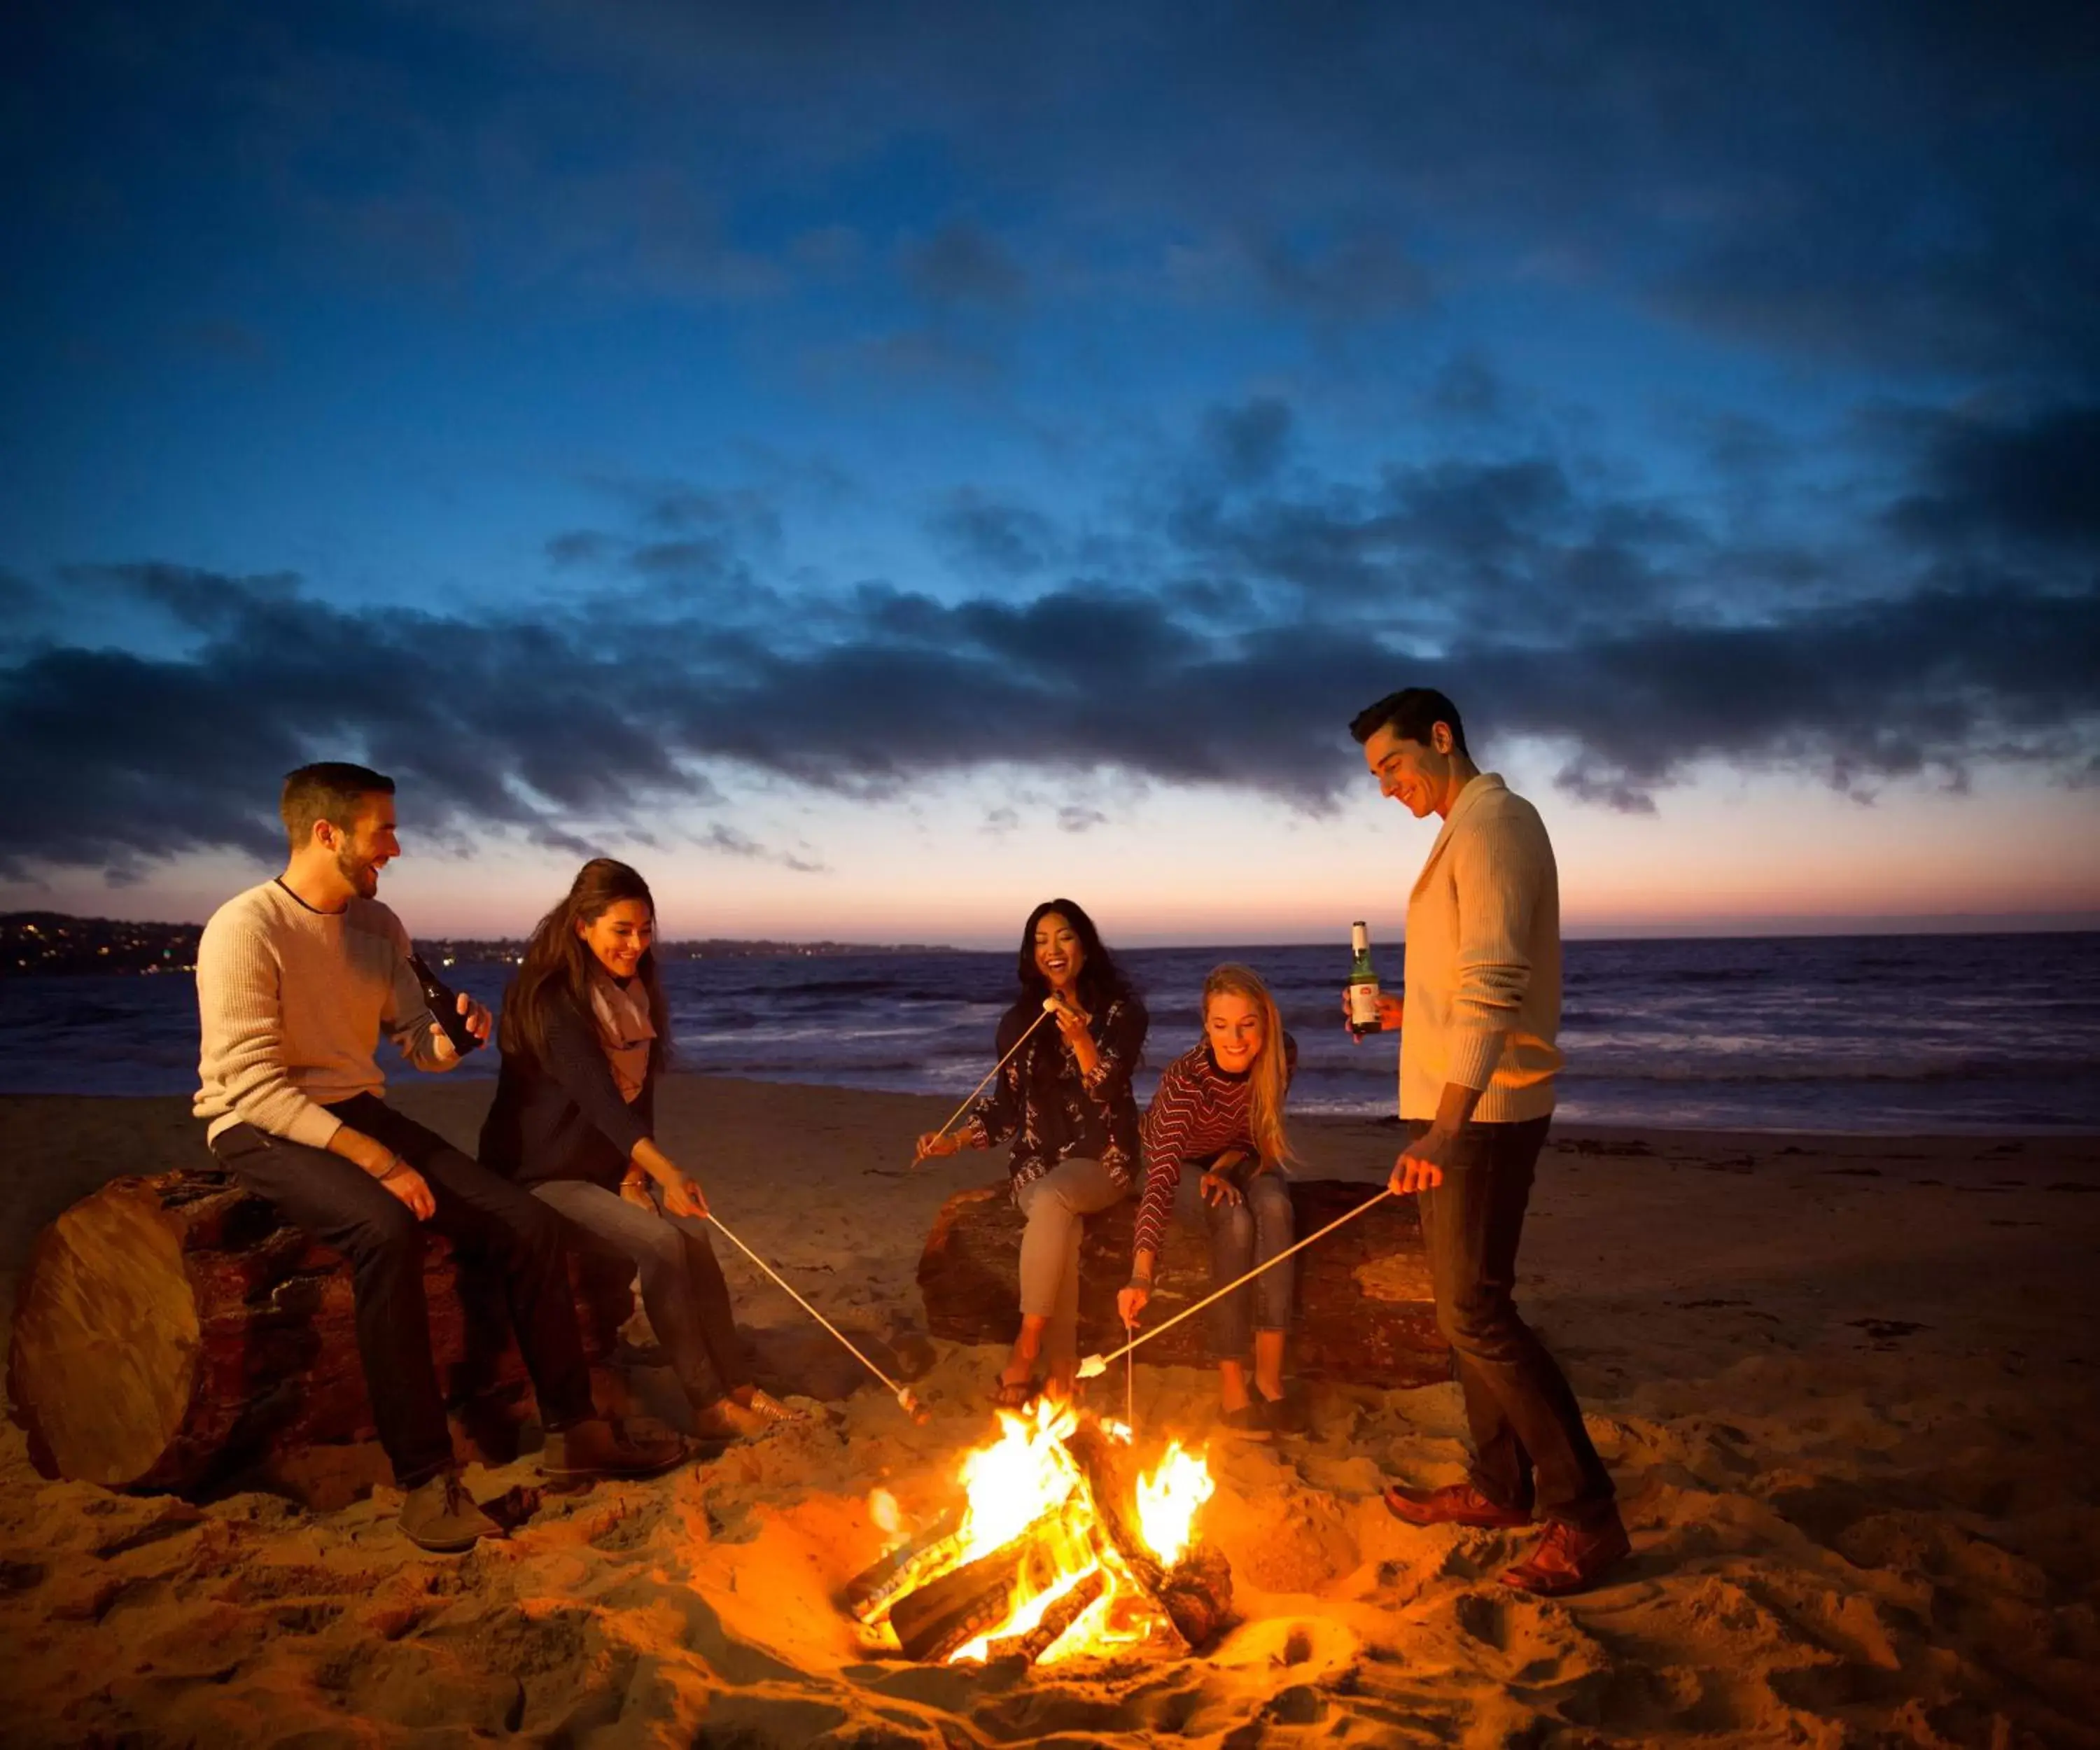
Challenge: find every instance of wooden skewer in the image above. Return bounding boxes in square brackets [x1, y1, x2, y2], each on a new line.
[911, 1002, 1061, 1163]
[706, 1210, 924, 1419]
[1078, 1187, 1398, 1378]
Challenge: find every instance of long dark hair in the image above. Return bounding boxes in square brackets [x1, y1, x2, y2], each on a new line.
[1013, 897, 1130, 1014]
[499, 858, 671, 1076]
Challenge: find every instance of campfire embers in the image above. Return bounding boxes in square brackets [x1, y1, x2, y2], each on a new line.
[845, 1401, 1233, 1668]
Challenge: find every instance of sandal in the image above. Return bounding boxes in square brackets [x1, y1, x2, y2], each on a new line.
[990, 1371, 1042, 1410]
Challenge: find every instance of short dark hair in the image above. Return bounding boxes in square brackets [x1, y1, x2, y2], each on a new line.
[1349, 687, 1469, 757]
[281, 762, 394, 847]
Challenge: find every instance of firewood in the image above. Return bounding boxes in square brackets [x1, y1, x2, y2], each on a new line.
[843, 1505, 965, 1624]
[6, 1168, 634, 1495]
[886, 1507, 1092, 1662]
[1061, 1422, 1233, 1648]
[985, 1567, 1106, 1665]
[919, 1178, 1447, 1387]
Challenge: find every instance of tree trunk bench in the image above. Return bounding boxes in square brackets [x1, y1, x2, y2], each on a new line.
[916, 1177, 1449, 1387]
[7, 1168, 634, 1500]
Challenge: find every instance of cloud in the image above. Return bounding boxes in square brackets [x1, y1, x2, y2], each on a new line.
[699, 823, 825, 874]
[927, 491, 1058, 577]
[1886, 402, 2100, 553]
[4, 394, 2096, 879]
[902, 221, 1027, 308]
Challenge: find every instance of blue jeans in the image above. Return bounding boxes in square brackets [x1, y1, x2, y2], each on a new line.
[530, 1177, 753, 1406]
[1206, 1172, 1294, 1362]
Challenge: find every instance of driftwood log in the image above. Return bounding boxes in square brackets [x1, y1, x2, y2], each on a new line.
[1063, 1421, 1233, 1648]
[6, 1167, 635, 1497]
[887, 1506, 1096, 1662]
[918, 1177, 1448, 1388]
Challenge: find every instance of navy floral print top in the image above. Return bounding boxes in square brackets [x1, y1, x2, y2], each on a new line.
[962, 991, 1149, 1193]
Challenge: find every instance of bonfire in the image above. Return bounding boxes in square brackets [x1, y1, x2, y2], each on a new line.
[844, 1401, 1234, 1667]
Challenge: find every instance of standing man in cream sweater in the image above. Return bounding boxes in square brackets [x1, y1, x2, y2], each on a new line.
[1350, 689, 1628, 1595]
[195, 762, 681, 1553]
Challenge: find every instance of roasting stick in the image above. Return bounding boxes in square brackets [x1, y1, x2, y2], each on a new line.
[1077, 1188, 1398, 1379]
[705, 1210, 926, 1420]
[911, 1003, 1060, 1164]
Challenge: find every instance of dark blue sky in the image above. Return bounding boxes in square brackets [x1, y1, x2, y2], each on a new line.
[3, 1, 2096, 940]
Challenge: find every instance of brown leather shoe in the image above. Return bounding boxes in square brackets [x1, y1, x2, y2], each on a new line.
[1382, 1481, 1532, 1528]
[540, 1417, 687, 1481]
[1499, 1511, 1631, 1595]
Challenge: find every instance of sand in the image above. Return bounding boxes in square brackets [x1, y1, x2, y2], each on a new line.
[2, 1075, 2096, 1748]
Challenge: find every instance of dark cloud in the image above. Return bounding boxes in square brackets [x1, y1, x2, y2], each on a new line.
[1887, 402, 2100, 553]
[902, 222, 1026, 308]
[5, 386, 2096, 881]
[1200, 399, 1292, 490]
[927, 491, 1058, 578]
[20, 1, 2093, 377]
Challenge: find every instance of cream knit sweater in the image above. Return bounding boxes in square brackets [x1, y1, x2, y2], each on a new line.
[193, 880, 452, 1149]
[1399, 773, 1562, 1123]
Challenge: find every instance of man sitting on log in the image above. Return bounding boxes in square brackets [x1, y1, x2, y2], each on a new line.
[193, 762, 683, 1552]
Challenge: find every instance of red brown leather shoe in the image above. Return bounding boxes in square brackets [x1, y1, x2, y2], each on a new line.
[1382, 1481, 1532, 1528]
[1499, 1511, 1631, 1595]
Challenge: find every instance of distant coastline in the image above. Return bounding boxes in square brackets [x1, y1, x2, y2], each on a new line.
[1, 911, 962, 977]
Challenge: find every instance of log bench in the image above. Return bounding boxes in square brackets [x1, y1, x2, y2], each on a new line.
[916, 1177, 1449, 1387]
[6, 1168, 635, 1499]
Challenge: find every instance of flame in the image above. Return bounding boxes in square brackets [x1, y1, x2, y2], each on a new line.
[954, 1398, 1082, 1555]
[881, 1401, 1215, 1665]
[1135, 1441, 1214, 1569]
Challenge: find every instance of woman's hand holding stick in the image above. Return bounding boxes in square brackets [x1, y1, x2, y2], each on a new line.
[909, 1002, 1058, 1166]
[1077, 1187, 1399, 1379]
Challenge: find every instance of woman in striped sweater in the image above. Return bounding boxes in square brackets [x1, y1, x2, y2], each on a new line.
[1117, 963, 1303, 1437]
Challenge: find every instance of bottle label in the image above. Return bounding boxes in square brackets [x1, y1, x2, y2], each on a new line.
[1348, 982, 1380, 1027]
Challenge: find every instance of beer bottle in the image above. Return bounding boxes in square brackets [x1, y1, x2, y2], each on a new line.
[409, 952, 483, 1056]
[1346, 920, 1382, 1039]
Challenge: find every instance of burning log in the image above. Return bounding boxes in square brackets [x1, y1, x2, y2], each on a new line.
[986, 1568, 1105, 1665]
[919, 1177, 1447, 1387]
[886, 1508, 1093, 1662]
[6, 1168, 634, 1494]
[842, 1506, 965, 1625]
[1062, 1421, 1233, 1648]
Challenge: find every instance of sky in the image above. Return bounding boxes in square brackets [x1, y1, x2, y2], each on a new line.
[2, 1, 2096, 946]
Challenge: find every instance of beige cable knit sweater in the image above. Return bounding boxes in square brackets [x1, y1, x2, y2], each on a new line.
[193, 880, 452, 1149]
[1399, 773, 1562, 1123]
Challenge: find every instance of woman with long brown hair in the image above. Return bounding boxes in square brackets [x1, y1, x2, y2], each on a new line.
[478, 858, 797, 1441]
[1116, 963, 1303, 1437]
[915, 897, 1148, 1408]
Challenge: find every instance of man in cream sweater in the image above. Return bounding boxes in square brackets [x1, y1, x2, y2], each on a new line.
[1350, 689, 1628, 1595]
[195, 762, 680, 1552]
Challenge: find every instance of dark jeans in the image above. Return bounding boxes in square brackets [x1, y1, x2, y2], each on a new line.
[529, 1177, 754, 1406]
[1206, 1172, 1295, 1362]
[1412, 1114, 1615, 1527]
[210, 1093, 595, 1488]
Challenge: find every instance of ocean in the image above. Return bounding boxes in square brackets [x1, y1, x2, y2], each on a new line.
[5, 932, 2097, 1133]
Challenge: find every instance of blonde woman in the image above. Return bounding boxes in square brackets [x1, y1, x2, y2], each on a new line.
[1116, 964, 1302, 1437]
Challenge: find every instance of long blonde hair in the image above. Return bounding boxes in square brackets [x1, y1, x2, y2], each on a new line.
[1203, 962, 1291, 1168]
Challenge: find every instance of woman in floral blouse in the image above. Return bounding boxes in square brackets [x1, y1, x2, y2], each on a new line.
[916, 897, 1147, 1406]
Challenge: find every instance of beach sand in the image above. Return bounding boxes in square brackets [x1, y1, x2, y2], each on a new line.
[2, 1076, 2096, 1747]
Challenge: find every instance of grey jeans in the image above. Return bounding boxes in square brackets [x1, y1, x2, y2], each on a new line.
[530, 1177, 754, 1406]
[1014, 1155, 1127, 1370]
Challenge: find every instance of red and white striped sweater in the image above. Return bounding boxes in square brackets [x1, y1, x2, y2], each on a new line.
[1133, 1034, 1296, 1260]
